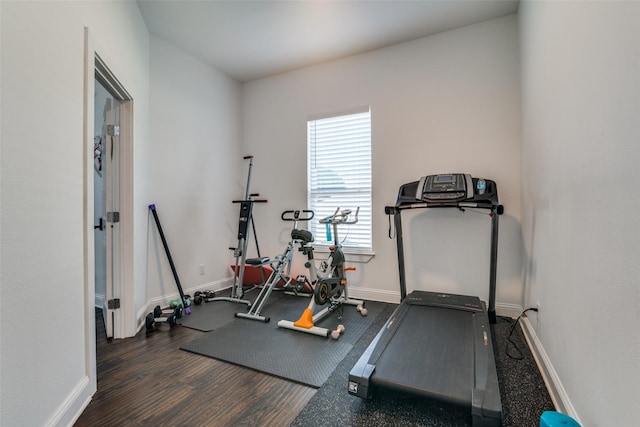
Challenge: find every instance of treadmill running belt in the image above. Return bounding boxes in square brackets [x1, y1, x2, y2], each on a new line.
[373, 305, 475, 406]
[349, 290, 502, 427]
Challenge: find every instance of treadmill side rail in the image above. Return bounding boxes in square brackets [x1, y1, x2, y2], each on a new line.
[348, 312, 390, 399]
[348, 362, 376, 399]
[472, 389, 502, 427]
[471, 312, 503, 426]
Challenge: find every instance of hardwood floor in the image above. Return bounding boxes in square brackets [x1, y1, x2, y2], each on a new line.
[75, 309, 316, 427]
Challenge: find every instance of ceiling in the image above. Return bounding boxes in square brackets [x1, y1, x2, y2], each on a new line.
[137, 0, 519, 83]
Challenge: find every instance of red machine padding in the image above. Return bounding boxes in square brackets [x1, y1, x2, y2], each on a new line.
[230, 264, 274, 285]
[230, 265, 314, 292]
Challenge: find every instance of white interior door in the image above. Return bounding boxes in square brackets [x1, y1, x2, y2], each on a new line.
[94, 91, 108, 336]
[104, 97, 122, 339]
[90, 51, 134, 342]
[94, 79, 122, 339]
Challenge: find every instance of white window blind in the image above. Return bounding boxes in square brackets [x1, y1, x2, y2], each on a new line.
[307, 108, 372, 251]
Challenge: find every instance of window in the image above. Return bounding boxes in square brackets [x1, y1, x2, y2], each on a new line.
[307, 107, 372, 252]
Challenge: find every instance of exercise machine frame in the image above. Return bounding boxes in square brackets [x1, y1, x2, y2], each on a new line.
[278, 207, 364, 338]
[348, 174, 504, 427]
[391, 175, 502, 323]
[205, 155, 267, 307]
[235, 209, 315, 323]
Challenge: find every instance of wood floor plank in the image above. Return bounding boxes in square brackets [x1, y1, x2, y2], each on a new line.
[75, 311, 316, 427]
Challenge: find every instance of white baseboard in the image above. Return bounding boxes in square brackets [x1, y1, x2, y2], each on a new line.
[136, 277, 234, 332]
[520, 317, 582, 425]
[496, 302, 523, 319]
[348, 287, 401, 304]
[46, 376, 91, 427]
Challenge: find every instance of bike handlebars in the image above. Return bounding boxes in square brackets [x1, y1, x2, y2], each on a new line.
[281, 209, 315, 222]
[319, 207, 359, 225]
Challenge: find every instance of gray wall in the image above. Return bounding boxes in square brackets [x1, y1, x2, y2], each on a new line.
[1, 2, 151, 426]
[3, 1, 638, 425]
[241, 15, 523, 309]
[520, 1, 640, 425]
[0, 2, 242, 426]
[145, 35, 243, 311]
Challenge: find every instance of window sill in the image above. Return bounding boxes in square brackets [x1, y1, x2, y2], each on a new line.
[312, 247, 375, 264]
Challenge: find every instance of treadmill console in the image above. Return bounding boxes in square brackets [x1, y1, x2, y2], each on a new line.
[416, 174, 474, 202]
[387, 173, 501, 213]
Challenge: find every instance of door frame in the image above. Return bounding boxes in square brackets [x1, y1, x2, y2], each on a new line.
[93, 93, 111, 337]
[83, 26, 135, 392]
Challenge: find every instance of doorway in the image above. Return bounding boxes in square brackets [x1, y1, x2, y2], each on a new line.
[94, 79, 121, 338]
[84, 28, 136, 398]
[92, 52, 134, 341]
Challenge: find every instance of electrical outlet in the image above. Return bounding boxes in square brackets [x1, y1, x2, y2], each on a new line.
[198, 264, 205, 275]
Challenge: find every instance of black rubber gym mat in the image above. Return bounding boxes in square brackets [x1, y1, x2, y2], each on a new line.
[181, 291, 386, 388]
[179, 290, 249, 332]
[179, 287, 301, 331]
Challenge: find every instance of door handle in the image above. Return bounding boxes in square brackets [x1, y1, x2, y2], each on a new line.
[94, 217, 104, 231]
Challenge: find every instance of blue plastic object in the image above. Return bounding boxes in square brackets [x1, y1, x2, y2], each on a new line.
[540, 411, 581, 427]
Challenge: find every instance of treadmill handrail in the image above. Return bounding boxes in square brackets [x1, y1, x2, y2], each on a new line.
[386, 175, 502, 324]
[387, 199, 502, 213]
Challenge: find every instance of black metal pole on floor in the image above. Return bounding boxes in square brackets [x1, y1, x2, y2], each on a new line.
[149, 204, 191, 314]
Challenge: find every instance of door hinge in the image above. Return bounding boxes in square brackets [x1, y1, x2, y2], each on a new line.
[107, 125, 120, 136]
[107, 212, 120, 223]
[108, 298, 121, 309]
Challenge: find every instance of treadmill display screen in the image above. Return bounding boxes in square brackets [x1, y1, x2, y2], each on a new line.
[434, 175, 454, 183]
[418, 173, 473, 202]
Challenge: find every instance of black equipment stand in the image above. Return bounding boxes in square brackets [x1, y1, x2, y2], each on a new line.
[149, 204, 191, 315]
[207, 156, 267, 306]
[348, 174, 504, 427]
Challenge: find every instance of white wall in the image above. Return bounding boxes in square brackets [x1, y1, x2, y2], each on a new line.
[1, 2, 244, 425]
[12, 2, 638, 425]
[0, 1, 151, 426]
[242, 15, 522, 308]
[519, 1, 640, 425]
[145, 35, 242, 308]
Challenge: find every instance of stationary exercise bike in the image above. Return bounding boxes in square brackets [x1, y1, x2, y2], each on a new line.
[235, 209, 315, 323]
[278, 207, 366, 338]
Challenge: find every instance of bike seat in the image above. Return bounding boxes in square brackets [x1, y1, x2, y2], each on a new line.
[246, 257, 270, 266]
[292, 229, 313, 244]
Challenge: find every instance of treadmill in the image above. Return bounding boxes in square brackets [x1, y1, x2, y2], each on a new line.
[348, 174, 504, 427]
